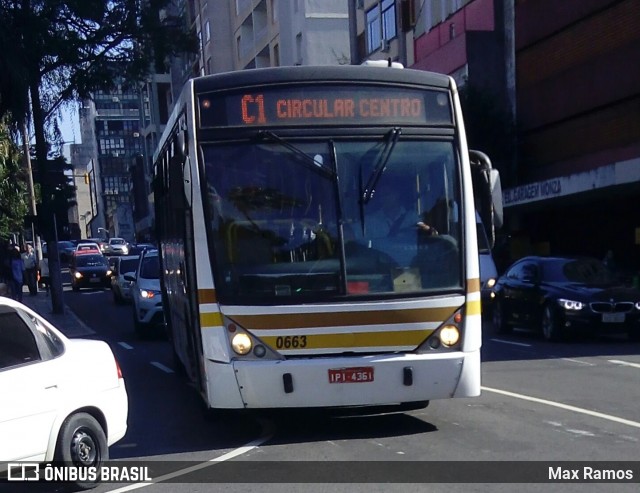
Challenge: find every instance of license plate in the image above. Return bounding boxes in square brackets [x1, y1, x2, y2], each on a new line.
[602, 312, 625, 323]
[328, 367, 374, 384]
[90, 277, 101, 283]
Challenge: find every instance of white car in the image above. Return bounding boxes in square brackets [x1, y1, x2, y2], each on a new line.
[107, 238, 130, 256]
[126, 249, 165, 338]
[0, 297, 128, 489]
[111, 255, 140, 304]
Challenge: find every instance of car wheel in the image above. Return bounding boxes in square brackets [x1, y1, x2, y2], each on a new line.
[492, 299, 511, 334]
[541, 304, 562, 341]
[55, 412, 107, 490]
[72, 282, 80, 292]
[133, 311, 149, 339]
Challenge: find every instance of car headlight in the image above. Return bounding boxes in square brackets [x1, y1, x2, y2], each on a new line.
[485, 278, 496, 289]
[635, 302, 640, 310]
[140, 289, 160, 299]
[106, 270, 113, 276]
[74, 271, 83, 279]
[557, 298, 583, 310]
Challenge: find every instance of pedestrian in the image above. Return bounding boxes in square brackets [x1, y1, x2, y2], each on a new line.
[0, 242, 11, 285]
[10, 247, 25, 302]
[22, 243, 38, 295]
[39, 252, 50, 295]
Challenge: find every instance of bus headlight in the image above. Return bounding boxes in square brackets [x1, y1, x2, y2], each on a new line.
[232, 333, 252, 355]
[485, 278, 496, 289]
[439, 325, 460, 347]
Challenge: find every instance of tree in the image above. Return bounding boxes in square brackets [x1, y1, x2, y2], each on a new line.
[0, 0, 196, 312]
[0, 119, 29, 239]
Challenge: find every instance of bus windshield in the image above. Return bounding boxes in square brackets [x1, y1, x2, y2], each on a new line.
[204, 139, 462, 303]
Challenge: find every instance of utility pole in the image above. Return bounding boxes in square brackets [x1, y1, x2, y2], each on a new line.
[21, 121, 42, 263]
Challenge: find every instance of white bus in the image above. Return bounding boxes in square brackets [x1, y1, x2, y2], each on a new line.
[153, 66, 502, 412]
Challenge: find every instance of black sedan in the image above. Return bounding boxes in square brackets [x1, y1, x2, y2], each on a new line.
[69, 253, 113, 291]
[491, 256, 640, 341]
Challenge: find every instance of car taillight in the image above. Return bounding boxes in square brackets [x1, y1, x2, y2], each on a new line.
[114, 356, 123, 379]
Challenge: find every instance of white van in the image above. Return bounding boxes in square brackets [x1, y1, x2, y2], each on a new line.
[477, 213, 498, 314]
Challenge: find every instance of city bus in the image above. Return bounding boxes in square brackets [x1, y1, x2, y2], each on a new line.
[152, 65, 502, 412]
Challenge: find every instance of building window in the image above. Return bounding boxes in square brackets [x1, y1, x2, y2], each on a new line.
[205, 20, 211, 43]
[270, 0, 278, 23]
[366, 5, 381, 54]
[382, 0, 396, 41]
[366, 0, 396, 54]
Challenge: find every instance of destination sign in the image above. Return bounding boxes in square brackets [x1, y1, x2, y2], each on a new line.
[199, 86, 452, 128]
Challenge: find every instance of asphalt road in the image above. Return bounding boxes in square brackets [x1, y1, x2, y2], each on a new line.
[17, 281, 640, 493]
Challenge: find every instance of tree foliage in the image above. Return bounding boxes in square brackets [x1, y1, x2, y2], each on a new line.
[0, 120, 29, 240]
[0, 0, 196, 312]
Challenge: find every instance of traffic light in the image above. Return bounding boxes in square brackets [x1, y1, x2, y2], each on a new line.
[84, 173, 90, 184]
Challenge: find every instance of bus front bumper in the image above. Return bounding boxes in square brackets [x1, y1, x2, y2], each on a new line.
[206, 350, 480, 409]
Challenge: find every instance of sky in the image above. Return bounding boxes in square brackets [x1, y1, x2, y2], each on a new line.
[58, 106, 81, 145]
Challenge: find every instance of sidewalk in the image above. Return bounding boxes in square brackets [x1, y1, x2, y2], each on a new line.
[19, 287, 96, 338]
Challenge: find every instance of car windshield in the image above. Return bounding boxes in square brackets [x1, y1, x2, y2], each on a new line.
[111, 239, 126, 245]
[203, 139, 462, 304]
[140, 255, 159, 279]
[542, 258, 617, 284]
[76, 255, 107, 267]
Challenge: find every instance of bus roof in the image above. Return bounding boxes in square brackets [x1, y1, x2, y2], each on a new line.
[192, 65, 453, 93]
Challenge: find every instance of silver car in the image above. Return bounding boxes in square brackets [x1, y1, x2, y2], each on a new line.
[107, 237, 129, 256]
[111, 255, 140, 304]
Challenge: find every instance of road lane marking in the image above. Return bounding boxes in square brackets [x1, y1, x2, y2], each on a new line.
[482, 386, 640, 429]
[150, 361, 174, 373]
[118, 342, 134, 350]
[608, 359, 640, 369]
[489, 339, 531, 347]
[107, 420, 275, 492]
[561, 358, 595, 366]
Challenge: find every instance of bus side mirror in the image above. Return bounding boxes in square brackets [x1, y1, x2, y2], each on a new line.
[469, 150, 503, 248]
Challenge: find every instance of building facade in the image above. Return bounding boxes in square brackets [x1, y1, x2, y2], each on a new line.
[505, 0, 640, 274]
[78, 86, 143, 242]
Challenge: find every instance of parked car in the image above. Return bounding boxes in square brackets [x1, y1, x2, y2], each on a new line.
[69, 253, 113, 291]
[110, 255, 140, 304]
[491, 255, 640, 341]
[125, 249, 165, 337]
[42, 240, 76, 263]
[106, 237, 130, 256]
[0, 297, 128, 489]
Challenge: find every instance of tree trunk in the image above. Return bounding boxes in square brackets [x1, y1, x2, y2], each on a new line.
[30, 77, 64, 314]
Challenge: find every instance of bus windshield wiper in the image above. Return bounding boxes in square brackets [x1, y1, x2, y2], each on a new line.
[360, 127, 401, 204]
[258, 130, 335, 179]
